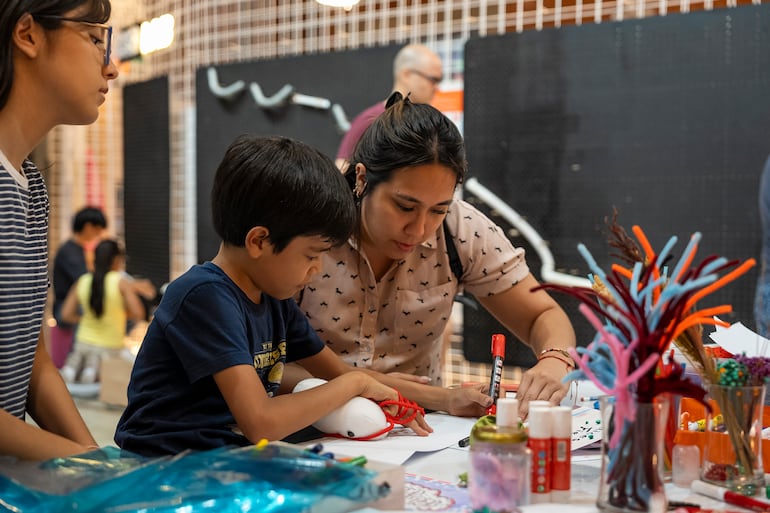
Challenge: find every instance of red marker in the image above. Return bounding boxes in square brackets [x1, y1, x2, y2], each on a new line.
[487, 334, 505, 414]
[692, 480, 770, 513]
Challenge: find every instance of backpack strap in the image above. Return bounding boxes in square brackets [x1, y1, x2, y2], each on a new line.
[443, 218, 479, 310]
[443, 219, 463, 282]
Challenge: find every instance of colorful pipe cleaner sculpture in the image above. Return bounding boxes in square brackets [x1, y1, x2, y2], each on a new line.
[537, 223, 755, 450]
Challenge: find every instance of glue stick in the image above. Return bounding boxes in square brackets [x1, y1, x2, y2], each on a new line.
[497, 397, 520, 428]
[527, 400, 551, 410]
[528, 406, 553, 503]
[550, 406, 572, 502]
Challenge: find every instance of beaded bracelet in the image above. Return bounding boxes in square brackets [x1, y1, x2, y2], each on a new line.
[539, 348, 573, 361]
[538, 348, 575, 369]
[538, 354, 575, 371]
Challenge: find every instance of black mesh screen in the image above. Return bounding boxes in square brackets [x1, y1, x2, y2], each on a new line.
[123, 77, 171, 293]
[195, 45, 401, 262]
[462, 5, 770, 365]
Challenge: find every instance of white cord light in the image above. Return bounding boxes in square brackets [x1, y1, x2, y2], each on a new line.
[464, 177, 592, 289]
[316, 0, 361, 9]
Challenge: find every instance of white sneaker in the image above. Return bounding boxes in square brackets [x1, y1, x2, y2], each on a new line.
[61, 365, 77, 384]
[80, 366, 98, 384]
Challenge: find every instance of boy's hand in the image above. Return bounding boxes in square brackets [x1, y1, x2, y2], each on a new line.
[360, 376, 433, 436]
[401, 410, 432, 436]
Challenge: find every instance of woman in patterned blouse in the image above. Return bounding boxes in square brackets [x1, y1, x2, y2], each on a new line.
[298, 92, 577, 419]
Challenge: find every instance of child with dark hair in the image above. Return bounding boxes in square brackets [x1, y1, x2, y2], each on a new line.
[0, 0, 118, 460]
[115, 135, 432, 457]
[60, 239, 146, 386]
[50, 206, 108, 367]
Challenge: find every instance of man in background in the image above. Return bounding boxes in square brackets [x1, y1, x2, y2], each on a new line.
[50, 207, 107, 368]
[335, 43, 443, 171]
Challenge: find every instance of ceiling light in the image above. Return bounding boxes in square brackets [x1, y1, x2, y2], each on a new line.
[316, 0, 361, 9]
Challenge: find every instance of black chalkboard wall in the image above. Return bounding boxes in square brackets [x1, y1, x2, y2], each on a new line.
[462, 5, 770, 365]
[123, 77, 170, 294]
[196, 44, 400, 262]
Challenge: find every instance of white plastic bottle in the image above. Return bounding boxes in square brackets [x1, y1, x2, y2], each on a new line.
[672, 442, 700, 488]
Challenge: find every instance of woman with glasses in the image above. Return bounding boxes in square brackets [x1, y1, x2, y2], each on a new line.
[298, 93, 577, 420]
[0, 0, 118, 461]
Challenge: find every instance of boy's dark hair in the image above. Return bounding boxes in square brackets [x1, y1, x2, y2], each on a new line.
[90, 238, 122, 317]
[72, 206, 107, 233]
[344, 91, 467, 199]
[0, 0, 111, 110]
[211, 135, 356, 253]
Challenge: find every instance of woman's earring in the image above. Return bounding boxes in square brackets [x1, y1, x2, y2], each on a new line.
[355, 181, 367, 198]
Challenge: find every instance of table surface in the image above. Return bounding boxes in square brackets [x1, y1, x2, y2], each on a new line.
[356, 437, 766, 512]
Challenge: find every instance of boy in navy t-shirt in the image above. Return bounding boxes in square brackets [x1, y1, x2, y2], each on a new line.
[115, 135, 431, 456]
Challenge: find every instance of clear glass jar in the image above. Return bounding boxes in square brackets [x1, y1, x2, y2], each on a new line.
[469, 423, 531, 513]
[597, 395, 669, 512]
[701, 384, 765, 496]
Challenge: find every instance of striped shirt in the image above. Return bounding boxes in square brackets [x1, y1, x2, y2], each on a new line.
[0, 152, 49, 419]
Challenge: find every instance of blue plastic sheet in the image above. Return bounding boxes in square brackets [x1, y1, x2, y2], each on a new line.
[0, 443, 389, 512]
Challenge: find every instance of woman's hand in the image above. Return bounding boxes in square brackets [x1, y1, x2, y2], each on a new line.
[386, 372, 431, 384]
[516, 357, 571, 419]
[442, 383, 492, 417]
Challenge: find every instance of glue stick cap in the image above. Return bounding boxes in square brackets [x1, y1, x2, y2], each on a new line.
[528, 406, 553, 439]
[551, 406, 572, 438]
[496, 398, 519, 428]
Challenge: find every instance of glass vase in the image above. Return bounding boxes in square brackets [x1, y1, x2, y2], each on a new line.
[597, 395, 669, 513]
[700, 384, 765, 496]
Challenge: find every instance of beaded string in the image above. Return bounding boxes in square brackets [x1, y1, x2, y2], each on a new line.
[716, 359, 747, 386]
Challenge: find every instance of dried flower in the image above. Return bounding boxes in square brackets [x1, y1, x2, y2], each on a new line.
[732, 355, 770, 386]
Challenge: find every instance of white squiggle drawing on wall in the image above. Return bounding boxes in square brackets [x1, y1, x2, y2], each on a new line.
[207, 68, 579, 285]
[206, 67, 350, 132]
[465, 177, 591, 289]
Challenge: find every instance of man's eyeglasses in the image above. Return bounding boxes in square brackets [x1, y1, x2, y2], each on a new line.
[34, 15, 113, 66]
[409, 69, 443, 85]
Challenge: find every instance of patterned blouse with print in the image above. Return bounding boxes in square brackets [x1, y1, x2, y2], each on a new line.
[297, 199, 529, 385]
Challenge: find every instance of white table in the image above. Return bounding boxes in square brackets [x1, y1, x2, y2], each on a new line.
[335, 434, 762, 513]
[400, 445, 763, 512]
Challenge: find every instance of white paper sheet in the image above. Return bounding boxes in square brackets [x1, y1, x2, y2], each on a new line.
[304, 413, 478, 465]
[305, 406, 604, 466]
[569, 406, 603, 450]
[708, 319, 770, 357]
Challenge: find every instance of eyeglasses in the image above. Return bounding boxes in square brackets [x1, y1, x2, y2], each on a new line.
[409, 69, 443, 85]
[34, 15, 113, 66]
